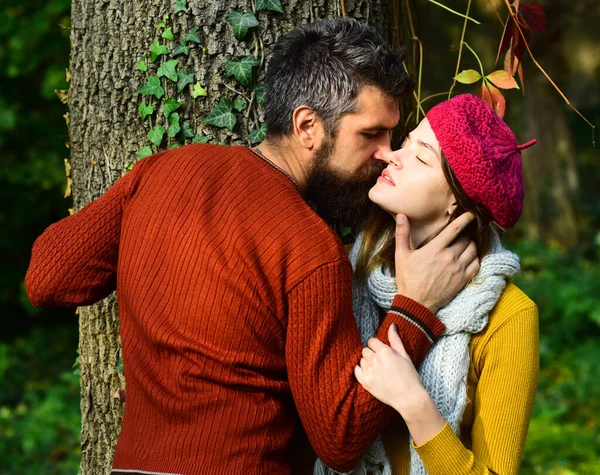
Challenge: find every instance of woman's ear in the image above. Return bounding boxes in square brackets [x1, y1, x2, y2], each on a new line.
[292, 105, 324, 150]
[446, 200, 458, 217]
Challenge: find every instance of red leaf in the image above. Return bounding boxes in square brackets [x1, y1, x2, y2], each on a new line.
[496, 16, 516, 64]
[487, 70, 520, 90]
[519, 1, 546, 34]
[478, 83, 493, 109]
[488, 82, 507, 118]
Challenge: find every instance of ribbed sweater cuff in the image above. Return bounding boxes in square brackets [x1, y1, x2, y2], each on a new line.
[414, 421, 476, 473]
[383, 295, 446, 367]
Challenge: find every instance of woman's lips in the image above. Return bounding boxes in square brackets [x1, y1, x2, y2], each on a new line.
[377, 169, 395, 186]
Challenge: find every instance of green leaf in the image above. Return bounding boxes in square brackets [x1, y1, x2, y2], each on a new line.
[225, 55, 260, 87]
[226, 10, 259, 40]
[137, 76, 165, 99]
[193, 134, 210, 144]
[174, 0, 188, 14]
[138, 103, 154, 120]
[136, 60, 148, 72]
[157, 59, 179, 82]
[249, 123, 267, 145]
[454, 69, 482, 85]
[161, 27, 175, 41]
[182, 121, 195, 139]
[177, 68, 195, 93]
[157, 21, 165, 29]
[148, 125, 166, 147]
[168, 112, 181, 137]
[162, 99, 181, 119]
[205, 98, 237, 131]
[254, 83, 266, 104]
[256, 0, 284, 13]
[151, 39, 169, 62]
[137, 146, 153, 159]
[191, 83, 208, 99]
[185, 27, 202, 44]
[233, 96, 246, 112]
[173, 40, 190, 57]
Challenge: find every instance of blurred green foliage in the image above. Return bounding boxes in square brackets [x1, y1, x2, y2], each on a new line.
[0, 328, 80, 474]
[1, 0, 598, 473]
[512, 240, 600, 474]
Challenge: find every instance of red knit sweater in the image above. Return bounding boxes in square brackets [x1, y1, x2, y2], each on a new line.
[26, 144, 445, 474]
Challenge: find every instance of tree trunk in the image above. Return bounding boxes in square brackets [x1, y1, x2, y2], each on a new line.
[68, 1, 393, 472]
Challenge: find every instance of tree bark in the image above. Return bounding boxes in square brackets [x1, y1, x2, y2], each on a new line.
[68, 1, 393, 472]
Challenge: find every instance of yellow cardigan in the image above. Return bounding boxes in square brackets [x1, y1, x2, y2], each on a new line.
[292, 283, 539, 474]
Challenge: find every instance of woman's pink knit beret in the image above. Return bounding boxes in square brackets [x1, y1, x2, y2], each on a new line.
[427, 94, 536, 228]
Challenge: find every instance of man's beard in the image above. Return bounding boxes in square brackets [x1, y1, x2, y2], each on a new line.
[305, 137, 385, 233]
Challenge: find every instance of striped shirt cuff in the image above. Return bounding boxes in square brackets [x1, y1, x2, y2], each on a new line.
[379, 295, 446, 367]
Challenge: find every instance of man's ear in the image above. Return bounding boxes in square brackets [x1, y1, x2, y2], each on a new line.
[292, 105, 324, 151]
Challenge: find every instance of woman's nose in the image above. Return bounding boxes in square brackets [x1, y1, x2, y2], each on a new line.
[382, 150, 402, 169]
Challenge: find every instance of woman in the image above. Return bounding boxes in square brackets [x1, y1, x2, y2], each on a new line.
[316, 94, 539, 474]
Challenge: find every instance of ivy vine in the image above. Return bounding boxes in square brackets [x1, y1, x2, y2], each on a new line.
[133, 0, 284, 167]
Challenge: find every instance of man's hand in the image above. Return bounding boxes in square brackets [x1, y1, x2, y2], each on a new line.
[394, 213, 480, 313]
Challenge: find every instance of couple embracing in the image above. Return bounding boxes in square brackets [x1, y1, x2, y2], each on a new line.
[26, 17, 538, 475]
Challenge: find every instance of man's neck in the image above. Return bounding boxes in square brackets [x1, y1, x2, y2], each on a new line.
[255, 139, 310, 193]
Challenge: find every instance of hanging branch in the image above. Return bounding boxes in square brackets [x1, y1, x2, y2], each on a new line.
[448, 0, 473, 99]
[501, 0, 595, 144]
[404, 0, 424, 122]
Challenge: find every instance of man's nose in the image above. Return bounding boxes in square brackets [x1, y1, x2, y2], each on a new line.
[373, 140, 393, 163]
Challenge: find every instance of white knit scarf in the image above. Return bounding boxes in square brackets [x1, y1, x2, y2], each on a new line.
[314, 230, 520, 475]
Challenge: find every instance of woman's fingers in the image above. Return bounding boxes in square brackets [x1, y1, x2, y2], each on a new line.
[362, 346, 375, 361]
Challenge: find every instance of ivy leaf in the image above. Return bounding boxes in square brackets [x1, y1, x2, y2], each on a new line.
[254, 83, 266, 104]
[486, 70, 520, 90]
[191, 83, 208, 99]
[225, 55, 260, 87]
[193, 134, 210, 144]
[136, 60, 148, 72]
[249, 123, 267, 145]
[256, 0, 284, 13]
[148, 125, 166, 147]
[137, 146, 153, 159]
[205, 97, 237, 131]
[454, 69, 482, 85]
[162, 99, 181, 119]
[151, 39, 169, 62]
[185, 27, 202, 45]
[173, 40, 190, 57]
[168, 112, 181, 137]
[137, 76, 165, 99]
[138, 103, 154, 120]
[174, 0, 188, 14]
[177, 68, 195, 93]
[226, 10, 259, 40]
[162, 27, 175, 41]
[182, 121, 195, 139]
[157, 59, 179, 82]
[156, 21, 166, 29]
[233, 96, 246, 112]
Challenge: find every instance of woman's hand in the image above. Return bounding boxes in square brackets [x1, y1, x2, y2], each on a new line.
[355, 324, 446, 445]
[355, 324, 426, 415]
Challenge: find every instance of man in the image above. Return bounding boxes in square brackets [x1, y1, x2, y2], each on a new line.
[26, 18, 478, 475]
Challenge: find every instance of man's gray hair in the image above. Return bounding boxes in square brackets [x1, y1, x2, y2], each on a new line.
[264, 17, 413, 138]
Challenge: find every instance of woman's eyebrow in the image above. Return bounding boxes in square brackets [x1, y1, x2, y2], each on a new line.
[417, 139, 440, 156]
